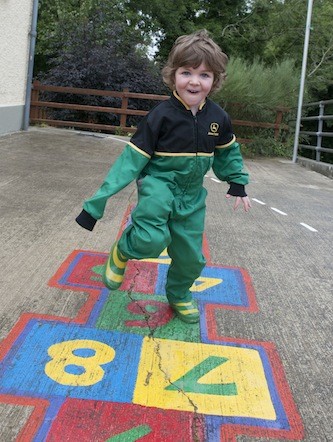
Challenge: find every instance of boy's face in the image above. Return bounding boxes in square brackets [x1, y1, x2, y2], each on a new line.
[174, 63, 214, 114]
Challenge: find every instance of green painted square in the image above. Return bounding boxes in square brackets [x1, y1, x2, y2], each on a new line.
[96, 292, 200, 342]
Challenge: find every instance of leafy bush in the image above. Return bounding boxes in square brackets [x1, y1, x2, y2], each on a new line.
[39, 18, 167, 128]
[215, 58, 301, 108]
[241, 131, 294, 158]
[212, 57, 302, 156]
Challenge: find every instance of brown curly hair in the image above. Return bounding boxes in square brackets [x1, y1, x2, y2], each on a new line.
[162, 30, 228, 94]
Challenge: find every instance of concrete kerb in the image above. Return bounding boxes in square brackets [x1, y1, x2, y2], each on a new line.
[297, 156, 333, 179]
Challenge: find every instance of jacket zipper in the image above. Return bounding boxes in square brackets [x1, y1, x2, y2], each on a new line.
[194, 114, 198, 153]
[178, 113, 199, 210]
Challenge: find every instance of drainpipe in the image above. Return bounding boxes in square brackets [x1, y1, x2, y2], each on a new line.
[23, 0, 39, 130]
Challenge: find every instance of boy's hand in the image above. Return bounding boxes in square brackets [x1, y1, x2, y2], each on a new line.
[225, 194, 251, 212]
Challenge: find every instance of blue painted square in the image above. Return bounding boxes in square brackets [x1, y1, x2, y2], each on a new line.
[155, 264, 249, 306]
[0, 320, 143, 402]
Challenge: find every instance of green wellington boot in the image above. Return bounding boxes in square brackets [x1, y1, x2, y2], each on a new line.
[170, 301, 200, 323]
[102, 242, 128, 290]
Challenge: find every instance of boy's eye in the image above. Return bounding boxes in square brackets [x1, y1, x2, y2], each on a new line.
[201, 73, 212, 78]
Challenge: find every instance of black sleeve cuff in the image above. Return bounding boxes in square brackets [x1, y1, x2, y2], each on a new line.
[227, 182, 247, 197]
[75, 209, 97, 231]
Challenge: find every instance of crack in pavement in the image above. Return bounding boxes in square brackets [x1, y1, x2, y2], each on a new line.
[126, 263, 204, 441]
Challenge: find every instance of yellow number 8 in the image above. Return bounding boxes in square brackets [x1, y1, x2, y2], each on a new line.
[45, 339, 115, 386]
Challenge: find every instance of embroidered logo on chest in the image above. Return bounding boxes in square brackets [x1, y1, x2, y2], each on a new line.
[208, 122, 220, 137]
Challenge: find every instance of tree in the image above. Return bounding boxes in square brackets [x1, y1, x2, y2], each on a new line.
[127, 0, 201, 60]
[127, 0, 249, 60]
[216, 0, 333, 98]
[35, 0, 148, 74]
[194, 0, 249, 57]
[35, 0, 332, 101]
[303, 0, 333, 98]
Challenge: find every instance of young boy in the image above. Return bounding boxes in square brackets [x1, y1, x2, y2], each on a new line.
[76, 30, 251, 323]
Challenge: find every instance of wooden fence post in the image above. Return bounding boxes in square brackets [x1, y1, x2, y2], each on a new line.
[274, 109, 284, 139]
[30, 80, 40, 120]
[120, 88, 129, 128]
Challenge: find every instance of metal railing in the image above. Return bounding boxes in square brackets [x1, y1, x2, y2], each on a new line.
[297, 99, 333, 163]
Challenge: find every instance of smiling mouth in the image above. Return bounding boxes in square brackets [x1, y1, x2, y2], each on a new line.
[187, 89, 200, 94]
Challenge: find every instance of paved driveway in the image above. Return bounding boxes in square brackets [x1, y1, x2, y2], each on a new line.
[0, 128, 332, 441]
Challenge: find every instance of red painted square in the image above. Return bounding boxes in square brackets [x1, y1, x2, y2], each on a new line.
[46, 399, 205, 441]
[66, 253, 106, 288]
[121, 260, 160, 294]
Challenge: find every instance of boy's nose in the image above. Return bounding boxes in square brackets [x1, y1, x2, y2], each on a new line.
[189, 76, 200, 85]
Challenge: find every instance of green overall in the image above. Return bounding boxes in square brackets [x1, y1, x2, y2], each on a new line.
[76, 92, 249, 304]
[118, 158, 208, 303]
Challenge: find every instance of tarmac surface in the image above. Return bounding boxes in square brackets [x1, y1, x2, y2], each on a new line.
[0, 127, 332, 441]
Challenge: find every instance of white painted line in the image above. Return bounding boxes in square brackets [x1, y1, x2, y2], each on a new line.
[252, 198, 266, 205]
[300, 223, 318, 232]
[211, 178, 222, 183]
[250, 197, 318, 233]
[271, 207, 288, 216]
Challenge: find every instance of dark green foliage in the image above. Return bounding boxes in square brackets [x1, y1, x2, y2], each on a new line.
[211, 57, 299, 157]
[39, 18, 166, 127]
[243, 133, 294, 158]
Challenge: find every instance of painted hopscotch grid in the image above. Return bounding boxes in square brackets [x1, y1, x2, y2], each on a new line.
[0, 204, 304, 441]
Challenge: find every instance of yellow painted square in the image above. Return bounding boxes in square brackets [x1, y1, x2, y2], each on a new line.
[133, 337, 276, 419]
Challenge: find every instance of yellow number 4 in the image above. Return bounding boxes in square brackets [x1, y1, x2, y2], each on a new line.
[45, 339, 115, 386]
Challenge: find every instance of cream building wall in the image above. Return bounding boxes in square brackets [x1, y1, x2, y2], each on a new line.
[0, 0, 33, 134]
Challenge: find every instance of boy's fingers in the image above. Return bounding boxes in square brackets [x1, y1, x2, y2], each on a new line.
[226, 195, 251, 212]
[243, 197, 252, 212]
[233, 197, 241, 210]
